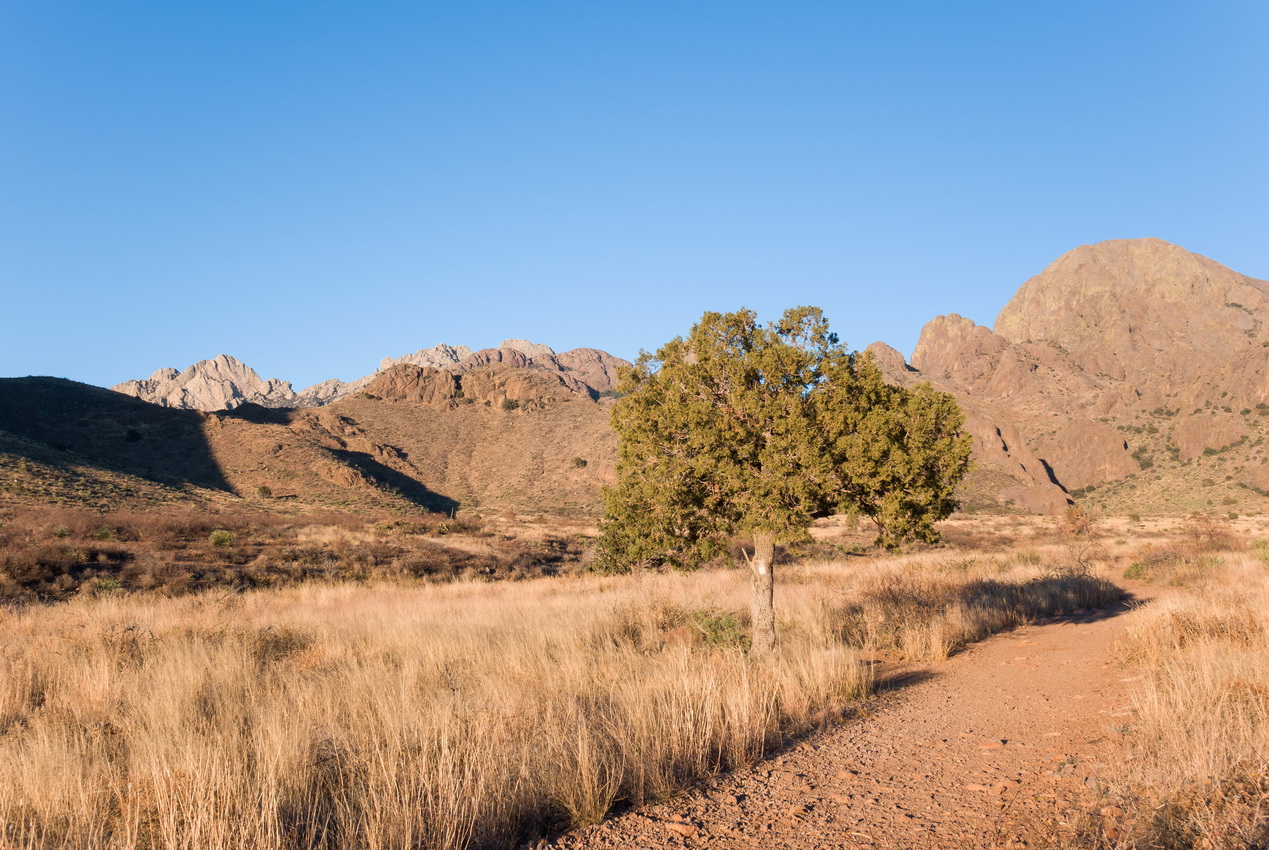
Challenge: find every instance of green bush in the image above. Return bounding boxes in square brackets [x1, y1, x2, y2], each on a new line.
[1123, 561, 1150, 580]
[690, 608, 751, 650]
[209, 530, 235, 547]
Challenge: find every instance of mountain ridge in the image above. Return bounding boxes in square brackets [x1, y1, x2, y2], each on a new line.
[111, 340, 631, 412]
[9, 237, 1268, 519]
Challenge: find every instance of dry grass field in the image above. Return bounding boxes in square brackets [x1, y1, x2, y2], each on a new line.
[1074, 522, 1269, 848]
[3, 507, 1269, 849]
[0, 511, 1125, 850]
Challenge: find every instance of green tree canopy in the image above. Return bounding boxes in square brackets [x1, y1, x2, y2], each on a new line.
[599, 306, 972, 654]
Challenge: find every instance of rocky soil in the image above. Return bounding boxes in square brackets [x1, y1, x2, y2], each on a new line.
[554, 584, 1152, 850]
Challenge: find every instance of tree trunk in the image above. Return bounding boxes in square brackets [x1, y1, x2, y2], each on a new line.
[748, 534, 777, 656]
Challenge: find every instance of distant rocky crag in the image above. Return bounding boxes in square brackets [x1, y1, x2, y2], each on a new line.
[112, 340, 630, 413]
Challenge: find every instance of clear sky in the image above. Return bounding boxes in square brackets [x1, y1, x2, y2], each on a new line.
[2, 1, 1266, 391]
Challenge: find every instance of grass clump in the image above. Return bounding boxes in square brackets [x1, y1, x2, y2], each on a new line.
[209, 528, 235, 547]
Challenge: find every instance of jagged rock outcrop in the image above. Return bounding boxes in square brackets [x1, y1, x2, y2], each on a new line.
[454, 347, 542, 373]
[869, 340, 1072, 512]
[293, 376, 375, 407]
[112, 355, 298, 411]
[863, 342, 912, 381]
[379, 343, 473, 373]
[453, 343, 629, 396]
[114, 340, 631, 412]
[882, 238, 1269, 513]
[500, 339, 558, 361]
[995, 238, 1268, 400]
[360, 366, 463, 406]
[363, 362, 593, 410]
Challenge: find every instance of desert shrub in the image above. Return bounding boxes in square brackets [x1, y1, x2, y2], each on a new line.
[209, 529, 236, 547]
[690, 607, 751, 650]
[1011, 549, 1043, 566]
[1181, 513, 1237, 552]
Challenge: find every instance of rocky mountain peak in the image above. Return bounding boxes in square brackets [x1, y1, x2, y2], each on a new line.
[113, 339, 631, 412]
[378, 343, 474, 373]
[112, 355, 297, 411]
[994, 238, 1268, 385]
[894, 237, 1269, 514]
[500, 339, 557, 361]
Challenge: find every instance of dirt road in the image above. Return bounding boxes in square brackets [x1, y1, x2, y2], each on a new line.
[555, 589, 1148, 850]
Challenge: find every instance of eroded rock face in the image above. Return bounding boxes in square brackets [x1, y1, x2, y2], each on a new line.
[362, 366, 463, 406]
[363, 362, 592, 410]
[500, 339, 557, 361]
[454, 347, 541, 373]
[555, 348, 628, 394]
[293, 376, 375, 407]
[378, 343, 473, 373]
[995, 239, 1268, 389]
[113, 340, 631, 412]
[112, 355, 298, 411]
[888, 238, 1269, 511]
[865, 341, 1073, 512]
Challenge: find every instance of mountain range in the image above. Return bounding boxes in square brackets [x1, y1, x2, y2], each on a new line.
[110, 339, 629, 411]
[3, 237, 1266, 518]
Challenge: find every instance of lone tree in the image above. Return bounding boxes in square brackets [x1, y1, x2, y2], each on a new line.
[598, 307, 972, 655]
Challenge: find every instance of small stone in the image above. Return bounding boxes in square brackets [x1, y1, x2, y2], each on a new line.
[665, 822, 697, 838]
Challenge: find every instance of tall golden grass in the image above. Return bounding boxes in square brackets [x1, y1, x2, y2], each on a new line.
[0, 551, 1117, 849]
[1102, 544, 1269, 848]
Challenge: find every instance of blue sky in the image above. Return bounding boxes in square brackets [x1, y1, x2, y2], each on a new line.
[2, 1, 1266, 390]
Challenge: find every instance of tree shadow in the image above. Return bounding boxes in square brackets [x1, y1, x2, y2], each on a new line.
[874, 667, 939, 693]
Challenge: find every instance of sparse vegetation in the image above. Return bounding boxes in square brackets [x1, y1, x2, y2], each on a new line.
[0, 506, 583, 603]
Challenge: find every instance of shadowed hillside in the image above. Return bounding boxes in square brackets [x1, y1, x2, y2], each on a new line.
[1, 370, 615, 517]
[0, 377, 231, 494]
